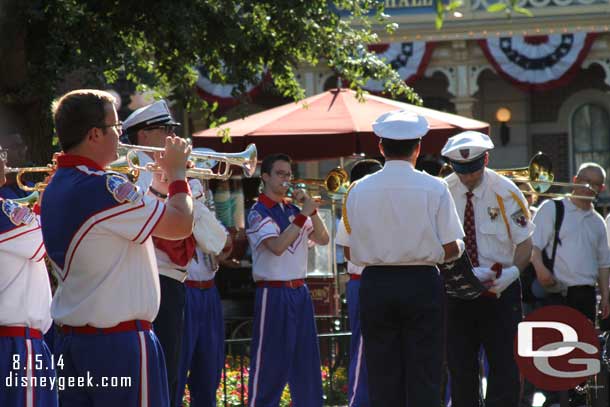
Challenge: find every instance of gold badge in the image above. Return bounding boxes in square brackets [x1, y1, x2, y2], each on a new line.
[487, 207, 499, 221]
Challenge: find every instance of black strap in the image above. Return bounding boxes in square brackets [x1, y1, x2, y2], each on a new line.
[548, 199, 564, 272]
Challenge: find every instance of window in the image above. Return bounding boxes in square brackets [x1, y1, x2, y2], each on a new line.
[571, 103, 610, 196]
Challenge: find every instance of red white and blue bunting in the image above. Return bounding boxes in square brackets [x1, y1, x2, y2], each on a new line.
[195, 66, 265, 107]
[478, 33, 596, 91]
[364, 41, 434, 92]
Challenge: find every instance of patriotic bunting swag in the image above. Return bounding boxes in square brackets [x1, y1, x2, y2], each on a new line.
[364, 41, 434, 92]
[195, 66, 265, 107]
[478, 33, 596, 91]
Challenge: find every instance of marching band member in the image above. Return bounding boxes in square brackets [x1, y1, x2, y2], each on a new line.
[245, 153, 329, 407]
[535, 163, 610, 407]
[343, 110, 464, 406]
[123, 100, 193, 407]
[441, 131, 534, 407]
[175, 179, 231, 407]
[335, 159, 382, 407]
[41, 89, 193, 406]
[0, 150, 58, 407]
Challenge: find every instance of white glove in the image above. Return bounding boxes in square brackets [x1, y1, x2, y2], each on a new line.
[473, 267, 496, 283]
[489, 266, 520, 297]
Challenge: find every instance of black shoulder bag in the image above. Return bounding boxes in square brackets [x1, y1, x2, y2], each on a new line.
[521, 199, 564, 302]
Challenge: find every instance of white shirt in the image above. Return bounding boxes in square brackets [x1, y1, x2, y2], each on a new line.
[187, 247, 217, 281]
[446, 168, 534, 268]
[335, 216, 364, 275]
[534, 198, 610, 286]
[344, 160, 464, 267]
[41, 158, 165, 328]
[0, 201, 52, 332]
[246, 194, 313, 281]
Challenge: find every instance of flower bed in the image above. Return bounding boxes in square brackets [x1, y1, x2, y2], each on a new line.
[181, 355, 348, 406]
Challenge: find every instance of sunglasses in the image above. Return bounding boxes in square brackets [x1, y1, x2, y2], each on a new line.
[144, 124, 178, 134]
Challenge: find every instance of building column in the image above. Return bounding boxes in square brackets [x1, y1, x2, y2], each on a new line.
[451, 96, 478, 118]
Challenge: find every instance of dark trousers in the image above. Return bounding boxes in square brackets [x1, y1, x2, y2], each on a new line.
[446, 281, 522, 407]
[360, 265, 443, 407]
[153, 275, 186, 407]
[543, 285, 596, 407]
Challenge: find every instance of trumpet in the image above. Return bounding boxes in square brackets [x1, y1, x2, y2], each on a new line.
[6, 157, 141, 192]
[495, 152, 597, 201]
[118, 142, 257, 180]
[283, 167, 349, 195]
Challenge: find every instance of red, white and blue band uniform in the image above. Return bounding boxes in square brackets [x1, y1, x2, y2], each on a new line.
[245, 193, 323, 407]
[0, 199, 57, 407]
[40, 154, 169, 407]
[335, 219, 368, 407]
[175, 180, 228, 407]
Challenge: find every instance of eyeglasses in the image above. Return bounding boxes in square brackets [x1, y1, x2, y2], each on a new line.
[99, 121, 123, 133]
[576, 177, 606, 194]
[144, 124, 178, 135]
[274, 170, 293, 180]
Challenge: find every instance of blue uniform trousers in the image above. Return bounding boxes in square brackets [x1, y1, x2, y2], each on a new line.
[154, 275, 186, 407]
[0, 333, 58, 407]
[175, 285, 224, 407]
[359, 265, 444, 407]
[346, 278, 369, 407]
[247, 285, 323, 407]
[446, 281, 522, 407]
[56, 324, 169, 407]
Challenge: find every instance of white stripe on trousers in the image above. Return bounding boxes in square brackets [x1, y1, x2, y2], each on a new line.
[349, 334, 364, 407]
[250, 288, 268, 407]
[25, 339, 34, 407]
[138, 332, 149, 407]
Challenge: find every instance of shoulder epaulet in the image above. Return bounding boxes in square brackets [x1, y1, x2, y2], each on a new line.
[342, 181, 358, 234]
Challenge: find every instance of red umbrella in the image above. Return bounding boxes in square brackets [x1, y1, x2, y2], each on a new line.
[192, 88, 489, 161]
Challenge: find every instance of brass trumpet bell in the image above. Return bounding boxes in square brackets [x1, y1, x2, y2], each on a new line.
[285, 167, 350, 195]
[495, 152, 554, 194]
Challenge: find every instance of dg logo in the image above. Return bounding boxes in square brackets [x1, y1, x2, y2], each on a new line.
[514, 305, 600, 391]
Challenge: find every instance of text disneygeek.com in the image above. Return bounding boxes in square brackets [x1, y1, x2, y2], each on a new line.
[5, 372, 132, 391]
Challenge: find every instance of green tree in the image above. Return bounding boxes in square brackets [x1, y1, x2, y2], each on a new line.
[0, 0, 421, 162]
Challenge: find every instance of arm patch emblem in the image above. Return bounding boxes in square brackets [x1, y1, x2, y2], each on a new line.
[511, 209, 528, 228]
[106, 175, 142, 203]
[2, 199, 35, 226]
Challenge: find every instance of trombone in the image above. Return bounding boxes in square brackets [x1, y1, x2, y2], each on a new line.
[283, 167, 350, 196]
[495, 152, 597, 201]
[118, 142, 257, 180]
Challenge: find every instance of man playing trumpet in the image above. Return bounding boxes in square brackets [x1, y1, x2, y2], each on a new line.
[245, 153, 329, 407]
[123, 99, 193, 407]
[41, 89, 193, 407]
